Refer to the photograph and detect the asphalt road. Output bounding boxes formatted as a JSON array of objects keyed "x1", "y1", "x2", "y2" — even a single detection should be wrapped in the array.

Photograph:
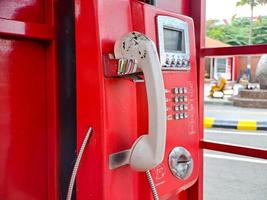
[
  {"x1": 204, "y1": 129, "x2": 267, "y2": 200},
  {"x1": 204, "y1": 104, "x2": 267, "y2": 121}
]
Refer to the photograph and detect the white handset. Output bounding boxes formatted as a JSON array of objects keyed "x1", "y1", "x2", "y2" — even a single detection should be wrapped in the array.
[{"x1": 110, "y1": 32, "x2": 166, "y2": 171}]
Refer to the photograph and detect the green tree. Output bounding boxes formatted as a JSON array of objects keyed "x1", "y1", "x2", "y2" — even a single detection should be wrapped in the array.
[
  {"x1": 236, "y1": 0, "x2": 267, "y2": 80},
  {"x1": 236, "y1": 0, "x2": 267, "y2": 45},
  {"x1": 207, "y1": 17, "x2": 267, "y2": 45}
]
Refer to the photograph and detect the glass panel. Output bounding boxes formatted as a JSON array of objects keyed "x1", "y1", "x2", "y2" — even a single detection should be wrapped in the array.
[
  {"x1": 206, "y1": 0, "x2": 267, "y2": 47},
  {"x1": 204, "y1": 53, "x2": 267, "y2": 148},
  {"x1": 204, "y1": 151, "x2": 267, "y2": 200}
]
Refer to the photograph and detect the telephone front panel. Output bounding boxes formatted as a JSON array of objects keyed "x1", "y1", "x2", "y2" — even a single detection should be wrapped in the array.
[{"x1": 131, "y1": 1, "x2": 199, "y2": 198}]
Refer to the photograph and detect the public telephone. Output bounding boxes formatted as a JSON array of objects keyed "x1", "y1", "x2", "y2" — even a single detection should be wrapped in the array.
[
  {"x1": 75, "y1": 1, "x2": 199, "y2": 199},
  {"x1": 106, "y1": 2, "x2": 199, "y2": 199}
]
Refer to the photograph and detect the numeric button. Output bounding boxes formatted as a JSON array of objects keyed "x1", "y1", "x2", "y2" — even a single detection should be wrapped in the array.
[
  {"x1": 165, "y1": 58, "x2": 170, "y2": 66},
  {"x1": 176, "y1": 59, "x2": 182, "y2": 67}
]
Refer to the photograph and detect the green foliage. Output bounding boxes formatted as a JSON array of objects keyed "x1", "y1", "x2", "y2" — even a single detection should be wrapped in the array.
[
  {"x1": 206, "y1": 16, "x2": 267, "y2": 45},
  {"x1": 236, "y1": 0, "x2": 267, "y2": 7}
]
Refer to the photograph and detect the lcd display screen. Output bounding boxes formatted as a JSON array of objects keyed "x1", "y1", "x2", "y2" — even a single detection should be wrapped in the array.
[{"x1": 163, "y1": 28, "x2": 184, "y2": 52}]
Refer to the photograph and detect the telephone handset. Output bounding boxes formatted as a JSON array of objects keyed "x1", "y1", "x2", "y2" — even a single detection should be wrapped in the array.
[{"x1": 109, "y1": 32, "x2": 167, "y2": 171}]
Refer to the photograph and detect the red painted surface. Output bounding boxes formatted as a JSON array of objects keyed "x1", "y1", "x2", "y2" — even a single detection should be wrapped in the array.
[
  {"x1": 75, "y1": 0, "x2": 199, "y2": 199},
  {"x1": 201, "y1": 140, "x2": 267, "y2": 160},
  {"x1": 188, "y1": 1, "x2": 205, "y2": 199},
  {"x1": 156, "y1": 0, "x2": 189, "y2": 15},
  {"x1": 0, "y1": 38, "x2": 48, "y2": 200},
  {"x1": 201, "y1": 44, "x2": 267, "y2": 57},
  {"x1": 0, "y1": 0, "x2": 45, "y2": 23},
  {"x1": 0, "y1": 0, "x2": 58, "y2": 200},
  {"x1": 1, "y1": 0, "x2": 267, "y2": 199},
  {"x1": 234, "y1": 56, "x2": 239, "y2": 80}
]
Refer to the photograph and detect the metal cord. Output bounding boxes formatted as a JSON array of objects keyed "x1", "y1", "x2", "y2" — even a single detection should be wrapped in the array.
[
  {"x1": 146, "y1": 170, "x2": 159, "y2": 200},
  {"x1": 66, "y1": 127, "x2": 93, "y2": 200}
]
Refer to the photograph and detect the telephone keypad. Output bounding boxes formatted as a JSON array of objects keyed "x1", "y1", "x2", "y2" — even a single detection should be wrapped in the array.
[{"x1": 167, "y1": 86, "x2": 190, "y2": 121}]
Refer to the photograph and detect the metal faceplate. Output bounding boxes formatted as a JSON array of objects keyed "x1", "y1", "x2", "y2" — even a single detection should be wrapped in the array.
[
  {"x1": 168, "y1": 147, "x2": 193, "y2": 180},
  {"x1": 157, "y1": 15, "x2": 190, "y2": 71}
]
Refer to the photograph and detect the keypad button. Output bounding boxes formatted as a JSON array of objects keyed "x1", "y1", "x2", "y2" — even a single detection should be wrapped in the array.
[
  {"x1": 184, "y1": 112, "x2": 188, "y2": 118},
  {"x1": 165, "y1": 89, "x2": 170, "y2": 93},
  {"x1": 173, "y1": 88, "x2": 179, "y2": 94},
  {"x1": 176, "y1": 59, "x2": 182, "y2": 67},
  {"x1": 182, "y1": 60, "x2": 187, "y2": 67},
  {"x1": 173, "y1": 96, "x2": 180, "y2": 102},
  {"x1": 165, "y1": 58, "x2": 170, "y2": 65},
  {"x1": 174, "y1": 114, "x2": 180, "y2": 120}
]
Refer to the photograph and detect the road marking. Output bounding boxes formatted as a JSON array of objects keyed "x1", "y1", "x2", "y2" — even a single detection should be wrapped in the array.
[
  {"x1": 205, "y1": 129, "x2": 267, "y2": 136},
  {"x1": 205, "y1": 109, "x2": 267, "y2": 116},
  {"x1": 237, "y1": 120, "x2": 257, "y2": 131},
  {"x1": 204, "y1": 153, "x2": 267, "y2": 164},
  {"x1": 204, "y1": 117, "x2": 214, "y2": 128}
]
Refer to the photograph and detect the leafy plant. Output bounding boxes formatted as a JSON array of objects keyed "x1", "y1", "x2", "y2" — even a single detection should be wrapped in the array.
[{"x1": 206, "y1": 16, "x2": 267, "y2": 46}]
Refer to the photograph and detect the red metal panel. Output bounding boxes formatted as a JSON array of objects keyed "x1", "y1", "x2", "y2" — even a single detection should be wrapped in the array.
[
  {"x1": 201, "y1": 140, "x2": 267, "y2": 160},
  {"x1": 0, "y1": 38, "x2": 48, "y2": 200},
  {"x1": 188, "y1": 0, "x2": 206, "y2": 199},
  {"x1": 0, "y1": 18, "x2": 54, "y2": 40},
  {"x1": 201, "y1": 45, "x2": 267, "y2": 57},
  {"x1": 75, "y1": 0, "x2": 105, "y2": 199},
  {"x1": 0, "y1": 0, "x2": 45, "y2": 23},
  {"x1": 47, "y1": 40, "x2": 59, "y2": 200},
  {"x1": 0, "y1": 0, "x2": 59, "y2": 200},
  {"x1": 156, "y1": 0, "x2": 189, "y2": 15}
]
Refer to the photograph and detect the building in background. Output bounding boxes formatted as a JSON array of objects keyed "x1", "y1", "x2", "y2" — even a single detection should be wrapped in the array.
[
  {"x1": 205, "y1": 37, "x2": 261, "y2": 82},
  {"x1": 205, "y1": 37, "x2": 236, "y2": 81}
]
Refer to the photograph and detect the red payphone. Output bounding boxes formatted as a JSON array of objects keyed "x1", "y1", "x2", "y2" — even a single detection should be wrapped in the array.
[{"x1": 75, "y1": 1, "x2": 199, "y2": 199}]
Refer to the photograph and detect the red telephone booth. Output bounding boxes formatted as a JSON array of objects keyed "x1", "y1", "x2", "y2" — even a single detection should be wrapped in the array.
[{"x1": 1, "y1": 0, "x2": 267, "y2": 200}]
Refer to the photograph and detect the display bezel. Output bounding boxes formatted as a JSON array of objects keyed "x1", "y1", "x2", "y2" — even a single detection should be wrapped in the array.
[{"x1": 157, "y1": 16, "x2": 190, "y2": 71}]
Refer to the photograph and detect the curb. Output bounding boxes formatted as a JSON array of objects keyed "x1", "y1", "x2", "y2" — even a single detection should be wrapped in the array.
[
  {"x1": 204, "y1": 117, "x2": 267, "y2": 131},
  {"x1": 204, "y1": 100, "x2": 233, "y2": 106}
]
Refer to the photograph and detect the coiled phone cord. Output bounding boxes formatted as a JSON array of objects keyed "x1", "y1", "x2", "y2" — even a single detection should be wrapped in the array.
[
  {"x1": 146, "y1": 170, "x2": 159, "y2": 200},
  {"x1": 66, "y1": 127, "x2": 93, "y2": 200}
]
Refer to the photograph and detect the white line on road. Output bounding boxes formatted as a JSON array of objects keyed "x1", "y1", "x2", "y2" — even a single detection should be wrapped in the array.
[
  {"x1": 204, "y1": 153, "x2": 267, "y2": 164},
  {"x1": 205, "y1": 109, "x2": 267, "y2": 116},
  {"x1": 205, "y1": 129, "x2": 267, "y2": 136}
]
